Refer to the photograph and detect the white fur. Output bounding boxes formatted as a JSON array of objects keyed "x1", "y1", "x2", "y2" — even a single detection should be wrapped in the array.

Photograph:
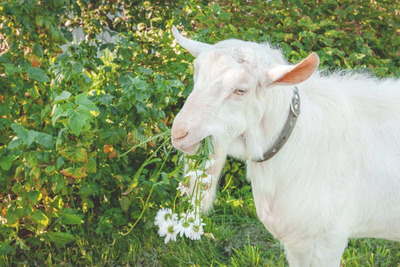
[{"x1": 171, "y1": 29, "x2": 400, "y2": 266}]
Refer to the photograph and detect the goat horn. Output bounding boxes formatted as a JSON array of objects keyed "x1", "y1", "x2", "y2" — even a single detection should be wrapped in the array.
[{"x1": 172, "y1": 26, "x2": 212, "y2": 57}]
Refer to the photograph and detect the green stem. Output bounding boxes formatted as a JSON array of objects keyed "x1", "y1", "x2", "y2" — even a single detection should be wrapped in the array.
[
  {"x1": 118, "y1": 129, "x2": 171, "y2": 158},
  {"x1": 172, "y1": 190, "x2": 180, "y2": 214},
  {"x1": 121, "y1": 139, "x2": 174, "y2": 236},
  {"x1": 121, "y1": 137, "x2": 170, "y2": 195}
]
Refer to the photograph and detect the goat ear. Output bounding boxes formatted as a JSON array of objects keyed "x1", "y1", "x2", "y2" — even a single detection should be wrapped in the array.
[
  {"x1": 172, "y1": 26, "x2": 212, "y2": 57},
  {"x1": 267, "y1": 53, "x2": 319, "y2": 86}
]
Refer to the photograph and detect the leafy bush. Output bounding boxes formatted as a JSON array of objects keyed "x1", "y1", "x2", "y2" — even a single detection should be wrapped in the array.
[{"x1": 0, "y1": 0, "x2": 398, "y2": 262}]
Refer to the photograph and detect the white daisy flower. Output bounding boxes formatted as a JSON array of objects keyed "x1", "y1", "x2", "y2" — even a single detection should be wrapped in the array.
[
  {"x1": 191, "y1": 221, "x2": 205, "y2": 240},
  {"x1": 156, "y1": 149, "x2": 216, "y2": 243},
  {"x1": 154, "y1": 208, "x2": 177, "y2": 227},
  {"x1": 175, "y1": 212, "x2": 198, "y2": 238},
  {"x1": 186, "y1": 211, "x2": 198, "y2": 224},
  {"x1": 177, "y1": 181, "x2": 190, "y2": 196},
  {"x1": 164, "y1": 220, "x2": 178, "y2": 244},
  {"x1": 200, "y1": 174, "x2": 213, "y2": 185},
  {"x1": 155, "y1": 208, "x2": 178, "y2": 238},
  {"x1": 175, "y1": 219, "x2": 193, "y2": 238},
  {"x1": 204, "y1": 159, "x2": 216, "y2": 169},
  {"x1": 158, "y1": 223, "x2": 168, "y2": 237},
  {"x1": 186, "y1": 170, "x2": 203, "y2": 179}
]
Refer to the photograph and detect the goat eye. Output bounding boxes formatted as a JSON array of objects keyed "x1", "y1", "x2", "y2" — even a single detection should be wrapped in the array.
[{"x1": 234, "y1": 89, "x2": 246, "y2": 95}]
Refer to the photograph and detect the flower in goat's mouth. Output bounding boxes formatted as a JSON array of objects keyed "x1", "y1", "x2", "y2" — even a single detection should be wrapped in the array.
[{"x1": 154, "y1": 137, "x2": 216, "y2": 243}]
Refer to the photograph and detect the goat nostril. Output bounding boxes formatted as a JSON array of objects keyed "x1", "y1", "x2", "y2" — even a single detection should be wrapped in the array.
[{"x1": 173, "y1": 130, "x2": 189, "y2": 141}]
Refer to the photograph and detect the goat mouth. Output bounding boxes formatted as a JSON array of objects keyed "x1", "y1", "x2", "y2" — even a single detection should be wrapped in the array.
[
  {"x1": 172, "y1": 138, "x2": 202, "y2": 154},
  {"x1": 177, "y1": 142, "x2": 202, "y2": 155}
]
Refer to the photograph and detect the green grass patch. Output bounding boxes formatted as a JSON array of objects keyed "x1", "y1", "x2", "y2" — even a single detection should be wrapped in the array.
[{"x1": 4, "y1": 187, "x2": 400, "y2": 266}]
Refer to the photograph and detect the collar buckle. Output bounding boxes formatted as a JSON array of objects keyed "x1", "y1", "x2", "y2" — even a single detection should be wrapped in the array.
[{"x1": 291, "y1": 86, "x2": 301, "y2": 117}]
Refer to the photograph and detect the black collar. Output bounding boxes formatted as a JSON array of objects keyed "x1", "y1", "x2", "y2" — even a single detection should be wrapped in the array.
[{"x1": 253, "y1": 86, "x2": 300, "y2": 162}]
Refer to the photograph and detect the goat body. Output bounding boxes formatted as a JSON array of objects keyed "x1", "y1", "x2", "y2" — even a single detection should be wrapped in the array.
[{"x1": 171, "y1": 27, "x2": 400, "y2": 266}]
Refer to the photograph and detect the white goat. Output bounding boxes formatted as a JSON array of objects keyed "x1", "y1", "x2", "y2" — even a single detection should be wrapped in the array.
[{"x1": 170, "y1": 26, "x2": 400, "y2": 266}]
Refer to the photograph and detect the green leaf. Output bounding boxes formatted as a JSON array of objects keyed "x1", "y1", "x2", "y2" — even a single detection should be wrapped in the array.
[
  {"x1": 0, "y1": 155, "x2": 15, "y2": 171},
  {"x1": 52, "y1": 105, "x2": 66, "y2": 126},
  {"x1": 56, "y1": 157, "x2": 66, "y2": 170},
  {"x1": 169, "y1": 79, "x2": 184, "y2": 88},
  {"x1": 5, "y1": 210, "x2": 18, "y2": 226},
  {"x1": 82, "y1": 73, "x2": 92, "y2": 84},
  {"x1": 219, "y1": 12, "x2": 232, "y2": 21},
  {"x1": 8, "y1": 139, "x2": 23, "y2": 149},
  {"x1": 11, "y1": 123, "x2": 28, "y2": 141},
  {"x1": 51, "y1": 173, "x2": 66, "y2": 193},
  {"x1": 56, "y1": 128, "x2": 68, "y2": 147},
  {"x1": 119, "y1": 196, "x2": 131, "y2": 213},
  {"x1": 73, "y1": 62, "x2": 83, "y2": 73},
  {"x1": 85, "y1": 158, "x2": 97, "y2": 173},
  {"x1": 31, "y1": 210, "x2": 49, "y2": 228},
  {"x1": 78, "y1": 183, "x2": 99, "y2": 198},
  {"x1": 43, "y1": 232, "x2": 75, "y2": 246},
  {"x1": 26, "y1": 130, "x2": 39, "y2": 146},
  {"x1": 60, "y1": 167, "x2": 87, "y2": 179},
  {"x1": 28, "y1": 191, "x2": 41, "y2": 205},
  {"x1": 100, "y1": 128, "x2": 126, "y2": 145},
  {"x1": 15, "y1": 238, "x2": 29, "y2": 251},
  {"x1": 75, "y1": 93, "x2": 100, "y2": 112},
  {"x1": 45, "y1": 165, "x2": 56, "y2": 175},
  {"x1": 11, "y1": 124, "x2": 36, "y2": 146},
  {"x1": 11, "y1": 123, "x2": 53, "y2": 148},
  {"x1": 54, "y1": 91, "x2": 71, "y2": 103},
  {"x1": 28, "y1": 67, "x2": 50, "y2": 82},
  {"x1": 138, "y1": 67, "x2": 153, "y2": 75},
  {"x1": 35, "y1": 132, "x2": 54, "y2": 149},
  {"x1": 30, "y1": 167, "x2": 41, "y2": 180},
  {"x1": 128, "y1": 76, "x2": 148, "y2": 91},
  {"x1": 59, "y1": 147, "x2": 87, "y2": 162},
  {"x1": 60, "y1": 214, "x2": 83, "y2": 225},
  {"x1": 12, "y1": 183, "x2": 23, "y2": 194},
  {"x1": 0, "y1": 241, "x2": 15, "y2": 256},
  {"x1": 67, "y1": 107, "x2": 92, "y2": 136},
  {"x1": 33, "y1": 44, "x2": 44, "y2": 57},
  {"x1": 55, "y1": 53, "x2": 69, "y2": 62}
]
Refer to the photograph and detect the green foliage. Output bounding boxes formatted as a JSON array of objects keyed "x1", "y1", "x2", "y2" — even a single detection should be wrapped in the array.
[
  {"x1": 0, "y1": 0, "x2": 185, "y2": 256},
  {"x1": 0, "y1": 0, "x2": 399, "y2": 265}
]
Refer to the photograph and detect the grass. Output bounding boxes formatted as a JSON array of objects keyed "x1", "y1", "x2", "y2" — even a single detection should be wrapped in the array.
[{"x1": 3, "y1": 186, "x2": 400, "y2": 267}]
